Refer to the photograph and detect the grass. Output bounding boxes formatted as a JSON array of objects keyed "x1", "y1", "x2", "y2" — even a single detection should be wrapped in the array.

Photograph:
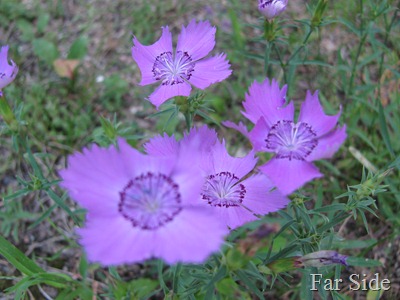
[{"x1": 0, "y1": 0, "x2": 399, "y2": 299}]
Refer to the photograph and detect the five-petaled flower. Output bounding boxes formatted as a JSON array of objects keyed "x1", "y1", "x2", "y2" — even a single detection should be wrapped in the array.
[
  {"x1": 60, "y1": 139, "x2": 227, "y2": 265},
  {"x1": 132, "y1": 19, "x2": 232, "y2": 109},
  {"x1": 0, "y1": 45, "x2": 19, "y2": 97},
  {"x1": 227, "y1": 78, "x2": 346, "y2": 195},
  {"x1": 145, "y1": 125, "x2": 289, "y2": 229},
  {"x1": 258, "y1": 0, "x2": 288, "y2": 20}
]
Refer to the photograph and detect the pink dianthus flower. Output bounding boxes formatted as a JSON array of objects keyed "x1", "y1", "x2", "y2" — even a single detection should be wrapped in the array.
[
  {"x1": 226, "y1": 78, "x2": 347, "y2": 195},
  {"x1": 60, "y1": 139, "x2": 227, "y2": 265},
  {"x1": 132, "y1": 19, "x2": 232, "y2": 109}
]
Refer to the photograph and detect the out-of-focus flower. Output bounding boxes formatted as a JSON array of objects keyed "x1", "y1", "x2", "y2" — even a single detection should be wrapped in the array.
[
  {"x1": 59, "y1": 139, "x2": 227, "y2": 265},
  {"x1": 229, "y1": 78, "x2": 346, "y2": 195},
  {"x1": 132, "y1": 20, "x2": 232, "y2": 109},
  {"x1": 258, "y1": 0, "x2": 288, "y2": 20},
  {"x1": 0, "y1": 45, "x2": 19, "y2": 96},
  {"x1": 146, "y1": 125, "x2": 289, "y2": 229},
  {"x1": 297, "y1": 250, "x2": 349, "y2": 267}
]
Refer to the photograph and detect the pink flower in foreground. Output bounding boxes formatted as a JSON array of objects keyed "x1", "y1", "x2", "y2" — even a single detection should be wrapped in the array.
[
  {"x1": 230, "y1": 78, "x2": 346, "y2": 195},
  {"x1": 145, "y1": 126, "x2": 289, "y2": 229},
  {"x1": 132, "y1": 19, "x2": 232, "y2": 109},
  {"x1": 60, "y1": 139, "x2": 227, "y2": 265},
  {"x1": 258, "y1": 0, "x2": 288, "y2": 20},
  {"x1": 0, "y1": 45, "x2": 18, "y2": 96}
]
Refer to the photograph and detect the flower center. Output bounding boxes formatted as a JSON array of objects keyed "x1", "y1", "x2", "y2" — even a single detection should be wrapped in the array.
[
  {"x1": 265, "y1": 120, "x2": 318, "y2": 160},
  {"x1": 119, "y1": 172, "x2": 182, "y2": 230},
  {"x1": 202, "y1": 172, "x2": 246, "y2": 207},
  {"x1": 259, "y1": 0, "x2": 274, "y2": 8},
  {"x1": 152, "y1": 51, "x2": 195, "y2": 86}
]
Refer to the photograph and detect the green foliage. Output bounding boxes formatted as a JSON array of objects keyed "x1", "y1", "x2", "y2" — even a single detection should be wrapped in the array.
[
  {"x1": 0, "y1": 0, "x2": 399, "y2": 299},
  {"x1": 32, "y1": 39, "x2": 59, "y2": 65},
  {"x1": 67, "y1": 37, "x2": 89, "y2": 60}
]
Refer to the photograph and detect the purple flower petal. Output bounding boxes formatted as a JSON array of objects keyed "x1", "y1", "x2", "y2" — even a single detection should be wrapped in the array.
[
  {"x1": 148, "y1": 81, "x2": 192, "y2": 109},
  {"x1": 145, "y1": 126, "x2": 218, "y2": 181},
  {"x1": 154, "y1": 207, "x2": 227, "y2": 264},
  {"x1": 203, "y1": 140, "x2": 258, "y2": 179},
  {"x1": 0, "y1": 45, "x2": 19, "y2": 93},
  {"x1": 177, "y1": 19, "x2": 216, "y2": 61},
  {"x1": 259, "y1": 158, "x2": 323, "y2": 195},
  {"x1": 242, "y1": 173, "x2": 289, "y2": 214},
  {"x1": 181, "y1": 125, "x2": 218, "y2": 152},
  {"x1": 298, "y1": 91, "x2": 341, "y2": 137},
  {"x1": 307, "y1": 125, "x2": 347, "y2": 162},
  {"x1": 212, "y1": 205, "x2": 255, "y2": 229},
  {"x1": 248, "y1": 117, "x2": 270, "y2": 152},
  {"x1": 177, "y1": 125, "x2": 218, "y2": 172},
  {"x1": 132, "y1": 27, "x2": 173, "y2": 86},
  {"x1": 242, "y1": 78, "x2": 293, "y2": 125},
  {"x1": 222, "y1": 120, "x2": 249, "y2": 138},
  {"x1": 189, "y1": 54, "x2": 232, "y2": 89},
  {"x1": 144, "y1": 133, "x2": 179, "y2": 157},
  {"x1": 258, "y1": 0, "x2": 288, "y2": 20},
  {"x1": 78, "y1": 216, "x2": 154, "y2": 265},
  {"x1": 81, "y1": 208, "x2": 226, "y2": 265}
]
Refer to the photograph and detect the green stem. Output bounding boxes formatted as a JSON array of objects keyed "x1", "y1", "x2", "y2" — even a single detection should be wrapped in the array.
[
  {"x1": 184, "y1": 112, "x2": 193, "y2": 132},
  {"x1": 377, "y1": 9, "x2": 398, "y2": 97},
  {"x1": 287, "y1": 27, "x2": 314, "y2": 65},
  {"x1": 264, "y1": 42, "x2": 272, "y2": 76},
  {"x1": 347, "y1": 0, "x2": 366, "y2": 95},
  {"x1": 272, "y1": 43, "x2": 287, "y2": 83},
  {"x1": 347, "y1": 34, "x2": 367, "y2": 96}
]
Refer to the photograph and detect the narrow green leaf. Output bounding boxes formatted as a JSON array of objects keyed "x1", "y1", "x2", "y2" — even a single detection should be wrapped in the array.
[
  {"x1": 346, "y1": 257, "x2": 382, "y2": 267},
  {"x1": 46, "y1": 189, "x2": 80, "y2": 224},
  {"x1": 236, "y1": 270, "x2": 265, "y2": 300},
  {"x1": 313, "y1": 204, "x2": 346, "y2": 213},
  {"x1": 378, "y1": 102, "x2": 395, "y2": 157},
  {"x1": 4, "y1": 188, "x2": 30, "y2": 201},
  {"x1": 205, "y1": 266, "x2": 227, "y2": 299},
  {"x1": 0, "y1": 235, "x2": 44, "y2": 276},
  {"x1": 28, "y1": 204, "x2": 57, "y2": 230}
]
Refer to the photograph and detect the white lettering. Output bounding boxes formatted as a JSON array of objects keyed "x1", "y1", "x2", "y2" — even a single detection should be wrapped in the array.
[
  {"x1": 333, "y1": 278, "x2": 343, "y2": 291},
  {"x1": 310, "y1": 274, "x2": 322, "y2": 291},
  {"x1": 369, "y1": 273, "x2": 380, "y2": 291},
  {"x1": 349, "y1": 274, "x2": 360, "y2": 290},
  {"x1": 381, "y1": 278, "x2": 391, "y2": 291}
]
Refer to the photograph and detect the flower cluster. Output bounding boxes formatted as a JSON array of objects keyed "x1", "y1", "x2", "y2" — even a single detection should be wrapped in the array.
[
  {"x1": 60, "y1": 126, "x2": 289, "y2": 265},
  {"x1": 59, "y1": 18, "x2": 346, "y2": 266}
]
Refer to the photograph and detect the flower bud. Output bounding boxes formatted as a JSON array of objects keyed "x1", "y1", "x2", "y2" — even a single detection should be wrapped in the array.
[
  {"x1": 258, "y1": 0, "x2": 288, "y2": 21},
  {"x1": 297, "y1": 250, "x2": 348, "y2": 268},
  {"x1": 311, "y1": 0, "x2": 328, "y2": 28},
  {"x1": 0, "y1": 45, "x2": 19, "y2": 97}
]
